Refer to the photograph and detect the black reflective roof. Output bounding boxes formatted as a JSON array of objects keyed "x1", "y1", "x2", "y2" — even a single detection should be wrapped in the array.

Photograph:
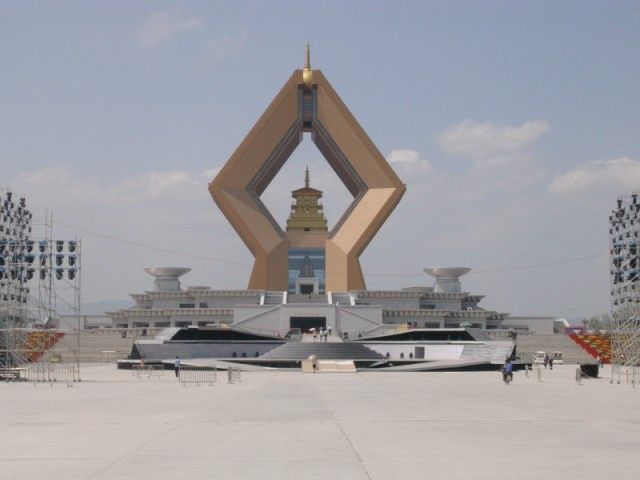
[
  {"x1": 357, "y1": 329, "x2": 477, "y2": 342},
  {"x1": 170, "y1": 328, "x2": 284, "y2": 342}
]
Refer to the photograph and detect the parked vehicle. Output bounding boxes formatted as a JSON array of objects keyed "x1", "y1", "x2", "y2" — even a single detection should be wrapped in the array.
[
  {"x1": 533, "y1": 351, "x2": 546, "y2": 364},
  {"x1": 551, "y1": 351, "x2": 563, "y2": 364}
]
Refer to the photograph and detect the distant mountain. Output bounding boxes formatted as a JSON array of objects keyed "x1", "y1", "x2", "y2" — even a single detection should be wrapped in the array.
[
  {"x1": 83, "y1": 299, "x2": 133, "y2": 315},
  {"x1": 56, "y1": 299, "x2": 133, "y2": 315}
]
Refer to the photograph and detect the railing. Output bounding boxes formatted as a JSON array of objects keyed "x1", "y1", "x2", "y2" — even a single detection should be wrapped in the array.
[
  {"x1": 227, "y1": 366, "x2": 241, "y2": 384},
  {"x1": 25, "y1": 363, "x2": 80, "y2": 385},
  {"x1": 178, "y1": 366, "x2": 217, "y2": 386},
  {"x1": 610, "y1": 364, "x2": 640, "y2": 386},
  {"x1": 132, "y1": 364, "x2": 165, "y2": 379},
  {"x1": 285, "y1": 328, "x2": 302, "y2": 341}
]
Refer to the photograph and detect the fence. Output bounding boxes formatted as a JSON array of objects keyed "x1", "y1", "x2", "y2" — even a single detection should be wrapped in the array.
[
  {"x1": 227, "y1": 366, "x2": 241, "y2": 384},
  {"x1": 132, "y1": 364, "x2": 165, "y2": 380},
  {"x1": 610, "y1": 364, "x2": 640, "y2": 387},
  {"x1": 25, "y1": 363, "x2": 81, "y2": 385},
  {"x1": 178, "y1": 366, "x2": 217, "y2": 386}
]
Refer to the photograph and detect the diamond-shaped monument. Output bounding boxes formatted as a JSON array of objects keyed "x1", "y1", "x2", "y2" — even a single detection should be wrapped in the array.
[{"x1": 209, "y1": 46, "x2": 405, "y2": 292}]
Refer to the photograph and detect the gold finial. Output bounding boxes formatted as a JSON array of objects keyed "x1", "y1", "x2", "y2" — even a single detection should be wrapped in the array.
[
  {"x1": 303, "y1": 42, "x2": 313, "y2": 91},
  {"x1": 305, "y1": 165, "x2": 310, "y2": 188},
  {"x1": 304, "y1": 42, "x2": 311, "y2": 70}
]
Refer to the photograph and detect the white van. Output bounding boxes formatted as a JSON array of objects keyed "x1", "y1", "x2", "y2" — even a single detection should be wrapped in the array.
[
  {"x1": 551, "y1": 351, "x2": 563, "y2": 364},
  {"x1": 533, "y1": 351, "x2": 546, "y2": 364}
]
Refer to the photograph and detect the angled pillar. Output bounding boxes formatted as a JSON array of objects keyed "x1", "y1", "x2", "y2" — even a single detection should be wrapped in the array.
[{"x1": 209, "y1": 48, "x2": 405, "y2": 292}]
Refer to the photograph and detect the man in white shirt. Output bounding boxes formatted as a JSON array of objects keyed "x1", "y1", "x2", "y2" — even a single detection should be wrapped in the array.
[{"x1": 174, "y1": 356, "x2": 181, "y2": 378}]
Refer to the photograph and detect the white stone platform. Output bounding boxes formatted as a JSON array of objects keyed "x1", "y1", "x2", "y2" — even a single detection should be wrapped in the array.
[{"x1": 0, "y1": 364, "x2": 638, "y2": 479}]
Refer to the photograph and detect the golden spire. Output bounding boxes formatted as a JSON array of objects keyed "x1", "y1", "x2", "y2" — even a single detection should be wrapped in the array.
[
  {"x1": 303, "y1": 42, "x2": 313, "y2": 91},
  {"x1": 305, "y1": 165, "x2": 310, "y2": 188},
  {"x1": 304, "y1": 42, "x2": 311, "y2": 70}
]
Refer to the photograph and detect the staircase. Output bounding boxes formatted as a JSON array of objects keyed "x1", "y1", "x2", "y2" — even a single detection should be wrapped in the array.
[
  {"x1": 461, "y1": 341, "x2": 515, "y2": 364},
  {"x1": 264, "y1": 292, "x2": 284, "y2": 305},
  {"x1": 260, "y1": 341, "x2": 384, "y2": 360},
  {"x1": 330, "y1": 292, "x2": 353, "y2": 305},
  {"x1": 570, "y1": 333, "x2": 611, "y2": 363},
  {"x1": 515, "y1": 333, "x2": 593, "y2": 364},
  {"x1": 52, "y1": 329, "x2": 157, "y2": 362},
  {"x1": 287, "y1": 293, "x2": 328, "y2": 304}
]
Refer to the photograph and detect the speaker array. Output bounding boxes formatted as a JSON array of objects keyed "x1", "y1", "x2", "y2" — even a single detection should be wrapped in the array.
[{"x1": 0, "y1": 190, "x2": 80, "y2": 308}]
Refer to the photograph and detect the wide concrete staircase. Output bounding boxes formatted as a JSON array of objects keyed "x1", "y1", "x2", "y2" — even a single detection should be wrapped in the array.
[
  {"x1": 287, "y1": 294, "x2": 328, "y2": 304},
  {"x1": 260, "y1": 341, "x2": 385, "y2": 361},
  {"x1": 461, "y1": 341, "x2": 515, "y2": 365},
  {"x1": 515, "y1": 333, "x2": 593, "y2": 364},
  {"x1": 330, "y1": 292, "x2": 353, "y2": 305},
  {"x1": 264, "y1": 292, "x2": 285, "y2": 305},
  {"x1": 52, "y1": 329, "x2": 160, "y2": 363}
]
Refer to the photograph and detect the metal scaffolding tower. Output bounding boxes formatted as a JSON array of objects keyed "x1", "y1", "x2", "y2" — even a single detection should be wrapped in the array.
[
  {"x1": 609, "y1": 192, "x2": 640, "y2": 385},
  {"x1": 0, "y1": 188, "x2": 81, "y2": 382}
]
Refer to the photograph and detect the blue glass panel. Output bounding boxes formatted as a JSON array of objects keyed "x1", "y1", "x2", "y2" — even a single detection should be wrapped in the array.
[{"x1": 287, "y1": 248, "x2": 325, "y2": 292}]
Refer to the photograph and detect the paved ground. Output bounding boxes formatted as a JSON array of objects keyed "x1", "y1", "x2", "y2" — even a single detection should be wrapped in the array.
[{"x1": 1, "y1": 364, "x2": 638, "y2": 480}]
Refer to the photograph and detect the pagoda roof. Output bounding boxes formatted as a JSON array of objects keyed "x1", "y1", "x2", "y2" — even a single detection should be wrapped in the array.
[{"x1": 291, "y1": 186, "x2": 323, "y2": 196}]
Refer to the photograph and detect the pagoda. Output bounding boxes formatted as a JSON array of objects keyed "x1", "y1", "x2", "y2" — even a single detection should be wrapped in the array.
[{"x1": 286, "y1": 167, "x2": 328, "y2": 232}]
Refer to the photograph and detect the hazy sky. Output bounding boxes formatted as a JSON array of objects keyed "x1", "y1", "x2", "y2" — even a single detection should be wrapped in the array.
[{"x1": 3, "y1": 1, "x2": 639, "y2": 318}]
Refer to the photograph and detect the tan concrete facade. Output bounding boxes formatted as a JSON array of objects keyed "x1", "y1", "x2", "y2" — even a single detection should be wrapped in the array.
[{"x1": 209, "y1": 65, "x2": 405, "y2": 292}]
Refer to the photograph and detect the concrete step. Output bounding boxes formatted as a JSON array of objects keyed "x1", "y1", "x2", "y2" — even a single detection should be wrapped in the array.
[
  {"x1": 515, "y1": 334, "x2": 594, "y2": 363},
  {"x1": 287, "y1": 294, "x2": 328, "y2": 304},
  {"x1": 52, "y1": 330, "x2": 158, "y2": 363},
  {"x1": 260, "y1": 342, "x2": 384, "y2": 360}
]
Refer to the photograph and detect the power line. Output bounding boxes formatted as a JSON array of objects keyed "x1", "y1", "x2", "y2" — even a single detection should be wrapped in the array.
[
  {"x1": 469, "y1": 252, "x2": 608, "y2": 274},
  {"x1": 52, "y1": 220, "x2": 250, "y2": 267},
  {"x1": 51, "y1": 220, "x2": 608, "y2": 277},
  {"x1": 366, "y1": 252, "x2": 607, "y2": 277}
]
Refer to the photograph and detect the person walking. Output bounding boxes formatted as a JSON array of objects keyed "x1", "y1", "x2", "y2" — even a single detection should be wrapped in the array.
[
  {"x1": 502, "y1": 359, "x2": 513, "y2": 385},
  {"x1": 575, "y1": 364, "x2": 582, "y2": 385},
  {"x1": 174, "y1": 356, "x2": 181, "y2": 378},
  {"x1": 549, "y1": 357, "x2": 554, "y2": 370},
  {"x1": 543, "y1": 354, "x2": 549, "y2": 369}
]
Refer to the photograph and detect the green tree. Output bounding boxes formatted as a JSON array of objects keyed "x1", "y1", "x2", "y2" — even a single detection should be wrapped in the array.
[{"x1": 585, "y1": 313, "x2": 610, "y2": 330}]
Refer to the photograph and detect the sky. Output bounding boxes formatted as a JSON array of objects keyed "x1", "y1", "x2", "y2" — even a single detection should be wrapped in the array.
[{"x1": 2, "y1": 1, "x2": 639, "y2": 318}]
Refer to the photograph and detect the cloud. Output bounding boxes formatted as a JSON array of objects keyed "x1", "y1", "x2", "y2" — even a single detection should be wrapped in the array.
[
  {"x1": 137, "y1": 11, "x2": 203, "y2": 47},
  {"x1": 387, "y1": 150, "x2": 432, "y2": 181},
  {"x1": 203, "y1": 28, "x2": 248, "y2": 63},
  {"x1": 548, "y1": 157, "x2": 640, "y2": 198},
  {"x1": 12, "y1": 166, "x2": 217, "y2": 208},
  {"x1": 9, "y1": 166, "x2": 243, "y2": 303},
  {"x1": 436, "y1": 119, "x2": 549, "y2": 166}
]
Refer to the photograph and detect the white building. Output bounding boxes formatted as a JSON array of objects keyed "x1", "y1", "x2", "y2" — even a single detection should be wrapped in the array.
[{"x1": 108, "y1": 266, "x2": 556, "y2": 337}]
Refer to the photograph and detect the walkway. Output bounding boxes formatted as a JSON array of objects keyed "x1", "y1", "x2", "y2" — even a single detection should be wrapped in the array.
[
  {"x1": 0, "y1": 364, "x2": 638, "y2": 479},
  {"x1": 301, "y1": 331, "x2": 342, "y2": 343}
]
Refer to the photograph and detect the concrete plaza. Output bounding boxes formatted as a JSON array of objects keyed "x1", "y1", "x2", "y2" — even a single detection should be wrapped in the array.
[{"x1": 0, "y1": 364, "x2": 638, "y2": 480}]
